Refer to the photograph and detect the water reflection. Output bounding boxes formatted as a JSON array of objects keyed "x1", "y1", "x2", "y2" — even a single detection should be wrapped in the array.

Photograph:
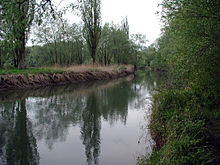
[
  {"x1": 0, "y1": 72, "x2": 166, "y2": 165},
  {"x1": 0, "y1": 100, "x2": 39, "y2": 165},
  {"x1": 81, "y1": 93, "x2": 101, "y2": 165}
]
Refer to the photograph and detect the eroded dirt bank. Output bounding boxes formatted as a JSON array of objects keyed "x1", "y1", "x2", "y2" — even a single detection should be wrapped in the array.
[{"x1": 0, "y1": 68, "x2": 134, "y2": 91}]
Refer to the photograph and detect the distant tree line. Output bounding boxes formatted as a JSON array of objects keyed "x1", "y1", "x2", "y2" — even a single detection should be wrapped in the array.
[{"x1": 0, "y1": 0, "x2": 147, "y2": 68}]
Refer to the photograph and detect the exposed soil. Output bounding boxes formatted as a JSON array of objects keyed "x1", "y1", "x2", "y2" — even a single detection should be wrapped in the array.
[{"x1": 0, "y1": 68, "x2": 134, "y2": 91}]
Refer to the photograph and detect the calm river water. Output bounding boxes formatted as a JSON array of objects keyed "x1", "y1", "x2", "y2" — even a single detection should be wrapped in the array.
[{"x1": 0, "y1": 71, "x2": 166, "y2": 165}]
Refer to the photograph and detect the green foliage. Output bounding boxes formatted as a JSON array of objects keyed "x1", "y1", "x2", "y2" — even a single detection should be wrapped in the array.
[
  {"x1": 118, "y1": 66, "x2": 127, "y2": 70},
  {"x1": 0, "y1": 0, "x2": 54, "y2": 68},
  {"x1": 144, "y1": 44, "x2": 157, "y2": 67},
  {"x1": 98, "y1": 22, "x2": 134, "y2": 65},
  {"x1": 145, "y1": 27, "x2": 177, "y2": 71},
  {"x1": 78, "y1": 0, "x2": 102, "y2": 64},
  {"x1": 28, "y1": 16, "x2": 147, "y2": 67},
  {"x1": 121, "y1": 17, "x2": 129, "y2": 37},
  {"x1": 139, "y1": 0, "x2": 220, "y2": 164},
  {"x1": 30, "y1": 9, "x2": 87, "y2": 66},
  {"x1": 1, "y1": 1, "x2": 148, "y2": 69},
  {"x1": 138, "y1": 88, "x2": 218, "y2": 165}
]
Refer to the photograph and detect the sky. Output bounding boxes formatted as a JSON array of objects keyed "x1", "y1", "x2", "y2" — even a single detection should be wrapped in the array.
[{"x1": 54, "y1": 0, "x2": 163, "y2": 46}]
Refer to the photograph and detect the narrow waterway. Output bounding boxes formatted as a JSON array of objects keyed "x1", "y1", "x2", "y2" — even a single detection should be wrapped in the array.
[{"x1": 0, "y1": 71, "x2": 166, "y2": 165}]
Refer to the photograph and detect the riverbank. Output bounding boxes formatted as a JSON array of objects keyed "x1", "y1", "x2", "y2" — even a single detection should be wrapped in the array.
[
  {"x1": 138, "y1": 85, "x2": 220, "y2": 165},
  {"x1": 0, "y1": 65, "x2": 134, "y2": 91},
  {"x1": 0, "y1": 69, "x2": 155, "y2": 165}
]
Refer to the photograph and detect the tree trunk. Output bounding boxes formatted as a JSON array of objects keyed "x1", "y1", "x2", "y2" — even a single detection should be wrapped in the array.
[
  {"x1": 17, "y1": 1, "x2": 28, "y2": 69},
  {"x1": 79, "y1": 45, "x2": 83, "y2": 64},
  {"x1": 18, "y1": 33, "x2": 26, "y2": 69},
  {"x1": 54, "y1": 41, "x2": 58, "y2": 64},
  {"x1": 13, "y1": 56, "x2": 18, "y2": 68},
  {"x1": 0, "y1": 48, "x2": 2, "y2": 67},
  {"x1": 92, "y1": 48, "x2": 96, "y2": 65},
  {"x1": 92, "y1": 55, "x2": 96, "y2": 65},
  {"x1": 60, "y1": 52, "x2": 62, "y2": 65},
  {"x1": 104, "y1": 48, "x2": 107, "y2": 66}
]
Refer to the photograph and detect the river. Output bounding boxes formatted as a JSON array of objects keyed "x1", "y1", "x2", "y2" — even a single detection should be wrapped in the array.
[{"x1": 0, "y1": 71, "x2": 166, "y2": 165}]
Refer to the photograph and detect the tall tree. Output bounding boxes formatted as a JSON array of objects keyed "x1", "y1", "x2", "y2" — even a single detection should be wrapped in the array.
[
  {"x1": 121, "y1": 16, "x2": 129, "y2": 37},
  {"x1": 78, "y1": 0, "x2": 102, "y2": 64},
  {"x1": 98, "y1": 23, "x2": 112, "y2": 65}
]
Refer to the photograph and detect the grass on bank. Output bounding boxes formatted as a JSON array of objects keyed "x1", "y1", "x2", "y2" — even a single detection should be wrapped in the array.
[
  {"x1": 0, "y1": 67, "x2": 64, "y2": 75},
  {"x1": 49, "y1": 64, "x2": 131, "y2": 73},
  {"x1": 137, "y1": 87, "x2": 220, "y2": 165},
  {"x1": 0, "y1": 64, "x2": 133, "y2": 75}
]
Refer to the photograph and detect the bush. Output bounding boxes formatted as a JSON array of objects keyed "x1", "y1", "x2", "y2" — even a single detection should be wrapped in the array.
[{"x1": 138, "y1": 88, "x2": 218, "y2": 165}]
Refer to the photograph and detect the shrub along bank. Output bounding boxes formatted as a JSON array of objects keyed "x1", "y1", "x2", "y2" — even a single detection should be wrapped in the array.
[
  {"x1": 138, "y1": 0, "x2": 220, "y2": 164},
  {"x1": 138, "y1": 87, "x2": 220, "y2": 165}
]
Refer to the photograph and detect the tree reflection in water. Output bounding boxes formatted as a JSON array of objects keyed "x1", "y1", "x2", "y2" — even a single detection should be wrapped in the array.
[
  {"x1": 0, "y1": 72, "x2": 167, "y2": 165},
  {"x1": 81, "y1": 93, "x2": 101, "y2": 165},
  {"x1": 0, "y1": 99, "x2": 39, "y2": 165}
]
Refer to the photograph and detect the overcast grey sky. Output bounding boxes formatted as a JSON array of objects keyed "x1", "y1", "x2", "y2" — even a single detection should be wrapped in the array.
[{"x1": 53, "y1": 0, "x2": 163, "y2": 45}]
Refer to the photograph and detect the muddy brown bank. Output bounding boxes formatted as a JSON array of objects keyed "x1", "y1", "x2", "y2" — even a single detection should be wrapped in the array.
[{"x1": 0, "y1": 67, "x2": 134, "y2": 91}]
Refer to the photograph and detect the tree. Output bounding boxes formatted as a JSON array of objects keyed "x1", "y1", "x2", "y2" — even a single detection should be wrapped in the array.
[
  {"x1": 98, "y1": 21, "x2": 146, "y2": 66},
  {"x1": 78, "y1": 0, "x2": 102, "y2": 64},
  {"x1": 31, "y1": 13, "x2": 86, "y2": 66},
  {"x1": 98, "y1": 23, "x2": 111, "y2": 65},
  {"x1": 142, "y1": 1, "x2": 220, "y2": 164},
  {"x1": 121, "y1": 16, "x2": 129, "y2": 37},
  {"x1": 144, "y1": 43, "x2": 157, "y2": 67},
  {"x1": 0, "y1": 0, "x2": 54, "y2": 68},
  {"x1": 129, "y1": 33, "x2": 147, "y2": 67},
  {"x1": 32, "y1": 10, "x2": 68, "y2": 65}
]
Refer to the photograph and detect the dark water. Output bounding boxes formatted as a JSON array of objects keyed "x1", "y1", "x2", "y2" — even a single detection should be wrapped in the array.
[{"x1": 0, "y1": 71, "x2": 166, "y2": 165}]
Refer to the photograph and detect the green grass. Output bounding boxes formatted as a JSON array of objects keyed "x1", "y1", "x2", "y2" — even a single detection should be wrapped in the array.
[
  {"x1": 138, "y1": 87, "x2": 220, "y2": 165},
  {"x1": 0, "y1": 68, "x2": 64, "y2": 75},
  {"x1": 118, "y1": 66, "x2": 127, "y2": 70}
]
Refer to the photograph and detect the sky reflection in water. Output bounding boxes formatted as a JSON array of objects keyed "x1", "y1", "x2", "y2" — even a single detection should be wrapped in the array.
[{"x1": 0, "y1": 71, "x2": 166, "y2": 165}]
